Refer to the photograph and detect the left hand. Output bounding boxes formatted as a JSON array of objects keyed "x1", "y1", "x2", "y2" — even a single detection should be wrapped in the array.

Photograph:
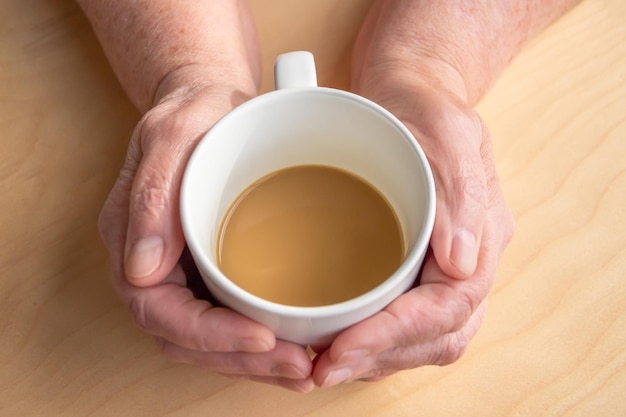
[{"x1": 312, "y1": 63, "x2": 515, "y2": 387}]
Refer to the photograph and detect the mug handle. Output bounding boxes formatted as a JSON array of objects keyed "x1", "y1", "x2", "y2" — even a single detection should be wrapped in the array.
[{"x1": 274, "y1": 51, "x2": 318, "y2": 90}]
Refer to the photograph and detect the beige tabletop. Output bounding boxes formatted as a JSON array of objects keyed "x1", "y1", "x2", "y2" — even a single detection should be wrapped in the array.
[{"x1": 1, "y1": 0, "x2": 625, "y2": 416}]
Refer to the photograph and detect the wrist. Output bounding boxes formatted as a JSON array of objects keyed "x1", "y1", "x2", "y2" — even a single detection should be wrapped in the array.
[
  {"x1": 351, "y1": 0, "x2": 496, "y2": 106},
  {"x1": 78, "y1": 0, "x2": 261, "y2": 114},
  {"x1": 351, "y1": 7, "x2": 469, "y2": 106},
  {"x1": 352, "y1": 52, "x2": 469, "y2": 108},
  {"x1": 152, "y1": 62, "x2": 258, "y2": 110}
]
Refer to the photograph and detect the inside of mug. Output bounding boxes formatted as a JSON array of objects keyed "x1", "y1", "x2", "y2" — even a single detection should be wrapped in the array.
[{"x1": 182, "y1": 88, "x2": 432, "y2": 274}]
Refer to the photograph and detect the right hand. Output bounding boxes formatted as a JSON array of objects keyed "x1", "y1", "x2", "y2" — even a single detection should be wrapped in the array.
[
  {"x1": 98, "y1": 80, "x2": 315, "y2": 393},
  {"x1": 312, "y1": 0, "x2": 515, "y2": 383},
  {"x1": 312, "y1": 76, "x2": 515, "y2": 385}
]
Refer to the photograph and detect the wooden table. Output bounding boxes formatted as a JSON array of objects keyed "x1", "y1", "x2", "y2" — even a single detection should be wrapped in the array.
[{"x1": 2, "y1": 1, "x2": 625, "y2": 415}]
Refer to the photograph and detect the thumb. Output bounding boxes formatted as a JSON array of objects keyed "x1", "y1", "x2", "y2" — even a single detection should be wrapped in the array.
[
  {"x1": 418, "y1": 112, "x2": 489, "y2": 279},
  {"x1": 123, "y1": 103, "x2": 213, "y2": 286}
]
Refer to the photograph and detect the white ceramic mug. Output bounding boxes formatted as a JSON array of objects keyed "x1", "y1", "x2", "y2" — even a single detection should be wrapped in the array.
[{"x1": 180, "y1": 51, "x2": 436, "y2": 346}]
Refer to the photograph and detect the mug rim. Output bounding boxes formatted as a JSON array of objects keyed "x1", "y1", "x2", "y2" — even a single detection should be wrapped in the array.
[{"x1": 180, "y1": 86, "x2": 436, "y2": 319}]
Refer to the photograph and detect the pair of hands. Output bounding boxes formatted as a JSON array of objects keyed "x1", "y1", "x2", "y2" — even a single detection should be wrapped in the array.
[{"x1": 98, "y1": 55, "x2": 514, "y2": 392}]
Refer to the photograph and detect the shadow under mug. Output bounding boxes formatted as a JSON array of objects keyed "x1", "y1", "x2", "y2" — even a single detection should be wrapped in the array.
[{"x1": 180, "y1": 51, "x2": 436, "y2": 346}]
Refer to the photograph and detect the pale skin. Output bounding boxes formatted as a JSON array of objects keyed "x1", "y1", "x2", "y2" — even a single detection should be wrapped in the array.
[{"x1": 78, "y1": 0, "x2": 581, "y2": 392}]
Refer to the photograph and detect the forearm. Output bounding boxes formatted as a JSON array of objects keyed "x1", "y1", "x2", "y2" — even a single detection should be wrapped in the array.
[
  {"x1": 353, "y1": 0, "x2": 582, "y2": 105},
  {"x1": 77, "y1": 0, "x2": 260, "y2": 113}
]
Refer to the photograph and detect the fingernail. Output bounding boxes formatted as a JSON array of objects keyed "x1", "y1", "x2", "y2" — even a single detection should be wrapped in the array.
[
  {"x1": 321, "y1": 368, "x2": 352, "y2": 388},
  {"x1": 450, "y1": 228, "x2": 478, "y2": 276},
  {"x1": 271, "y1": 363, "x2": 308, "y2": 379},
  {"x1": 337, "y1": 349, "x2": 369, "y2": 364},
  {"x1": 290, "y1": 378, "x2": 315, "y2": 393},
  {"x1": 233, "y1": 337, "x2": 274, "y2": 353},
  {"x1": 125, "y1": 236, "x2": 164, "y2": 280}
]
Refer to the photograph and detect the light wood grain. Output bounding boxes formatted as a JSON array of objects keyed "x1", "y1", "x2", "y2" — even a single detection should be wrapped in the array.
[{"x1": 1, "y1": 0, "x2": 624, "y2": 416}]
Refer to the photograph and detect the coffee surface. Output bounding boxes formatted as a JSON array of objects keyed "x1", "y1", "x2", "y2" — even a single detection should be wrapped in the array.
[{"x1": 217, "y1": 165, "x2": 404, "y2": 306}]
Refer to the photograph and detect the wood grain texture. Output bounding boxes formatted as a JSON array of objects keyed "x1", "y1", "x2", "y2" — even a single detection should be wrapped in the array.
[{"x1": 1, "y1": 0, "x2": 624, "y2": 416}]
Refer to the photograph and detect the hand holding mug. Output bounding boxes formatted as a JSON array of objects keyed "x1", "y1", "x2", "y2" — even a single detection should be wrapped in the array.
[
  {"x1": 311, "y1": 49, "x2": 515, "y2": 385},
  {"x1": 98, "y1": 83, "x2": 315, "y2": 393}
]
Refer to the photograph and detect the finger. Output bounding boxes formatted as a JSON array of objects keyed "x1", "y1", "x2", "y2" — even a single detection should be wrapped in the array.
[
  {"x1": 124, "y1": 95, "x2": 237, "y2": 287},
  {"x1": 360, "y1": 300, "x2": 487, "y2": 378},
  {"x1": 123, "y1": 105, "x2": 199, "y2": 286},
  {"x1": 419, "y1": 111, "x2": 489, "y2": 279},
  {"x1": 312, "y1": 184, "x2": 508, "y2": 389},
  {"x1": 357, "y1": 76, "x2": 489, "y2": 279},
  {"x1": 326, "y1": 254, "x2": 488, "y2": 359},
  {"x1": 159, "y1": 338, "x2": 312, "y2": 382},
  {"x1": 119, "y1": 264, "x2": 276, "y2": 353},
  {"x1": 314, "y1": 300, "x2": 487, "y2": 387},
  {"x1": 312, "y1": 243, "x2": 497, "y2": 384}
]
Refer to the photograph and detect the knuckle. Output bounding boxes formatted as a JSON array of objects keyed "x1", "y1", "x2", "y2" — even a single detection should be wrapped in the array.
[
  {"x1": 437, "y1": 298, "x2": 487, "y2": 366},
  {"x1": 453, "y1": 156, "x2": 488, "y2": 210},
  {"x1": 130, "y1": 173, "x2": 170, "y2": 221},
  {"x1": 448, "y1": 289, "x2": 475, "y2": 334},
  {"x1": 446, "y1": 282, "x2": 486, "y2": 334},
  {"x1": 127, "y1": 107, "x2": 203, "y2": 225},
  {"x1": 436, "y1": 332, "x2": 470, "y2": 366},
  {"x1": 383, "y1": 307, "x2": 424, "y2": 348},
  {"x1": 427, "y1": 106, "x2": 489, "y2": 212}
]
